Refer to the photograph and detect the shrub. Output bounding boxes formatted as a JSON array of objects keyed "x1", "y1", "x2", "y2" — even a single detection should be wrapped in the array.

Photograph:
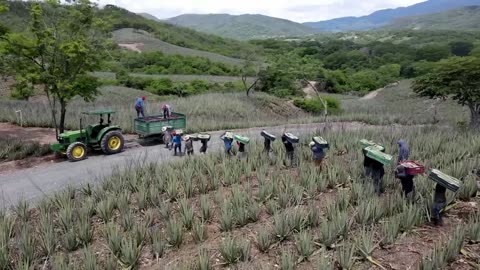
[{"x1": 293, "y1": 96, "x2": 341, "y2": 115}]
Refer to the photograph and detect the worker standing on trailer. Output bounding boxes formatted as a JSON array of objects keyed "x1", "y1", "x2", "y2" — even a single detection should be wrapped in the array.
[
  {"x1": 184, "y1": 135, "x2": 194, "y2": 156},
  {"x1": 162, "y1": 126, "x2": 172, "y2": 150},
  {"x1": 135, "y1": 96, "x2": 146, "y2": 118},
  {"x1": 220, "y1": 132, "x2": 234, "y2": 156},
  {"x1": 162, "y1": 103, "x2": 172, "y2": 119},
  {"x1": 309, "y1": 141, "x2": 326, "y2": 169},
  {"x1": 432, "y1": 183, "x2": 447, "y2": 226},
  {"x1": 398, "y1": 139, "x2": 410, "y2": 163},
  {"x1": 172, "y1": 131, "x2": 182, "y2": 156}
]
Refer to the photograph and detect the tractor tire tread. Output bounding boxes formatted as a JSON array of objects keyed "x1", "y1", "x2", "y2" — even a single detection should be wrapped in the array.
[
  {"x1": 66, "y1": 142, "x2": 87, "y2": 162},
  {"x1": 101, "y1": 130, "x2": 125, "y2": 155}
]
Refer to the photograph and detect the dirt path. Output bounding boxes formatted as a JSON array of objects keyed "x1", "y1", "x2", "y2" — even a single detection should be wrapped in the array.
[
  {"x1": 302, "y1": 81, "x2": 317, "y2": 99},
  {"x1": 0, "y1": 121, "x2": 426, "y2": 210},
  {"x1": 360, "y1": 87, "x2": 384, "y2": 100},
  {"x1": 0, "y1": 122, "x2": 57, "y2": 144}
]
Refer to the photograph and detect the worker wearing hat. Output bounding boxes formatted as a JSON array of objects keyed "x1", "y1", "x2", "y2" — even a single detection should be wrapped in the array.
[
  {"x1": 162, "y1": 126, "x2": 172, "y2": 150},
  {"x1": 135, "y1": 96, "x2": 146, "y2": 118},
  {"x1": 184, "y1": 135, "x2": 194, "y2": 156}
]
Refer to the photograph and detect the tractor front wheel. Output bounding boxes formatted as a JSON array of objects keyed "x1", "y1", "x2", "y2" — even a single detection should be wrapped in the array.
[
  {"x1": 101, "y1": 130, "x2": 125, "y2": 155},
  {"x1": 66, "y1": 142, "x2": 87, "y2": 162}
]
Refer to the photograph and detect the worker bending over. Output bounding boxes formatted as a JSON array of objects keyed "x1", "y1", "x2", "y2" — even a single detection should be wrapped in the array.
[{"x1": 135, "y1": 96, "x2": 146, "y2": 118}]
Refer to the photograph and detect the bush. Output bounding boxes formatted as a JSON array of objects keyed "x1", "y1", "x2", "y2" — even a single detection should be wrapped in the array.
[
  {"x1": 146, "y1": 78, "x2": 176, "y2": 95},
  {"x1": 293, "y1": 96, "x2": 341, "y2": 114}
]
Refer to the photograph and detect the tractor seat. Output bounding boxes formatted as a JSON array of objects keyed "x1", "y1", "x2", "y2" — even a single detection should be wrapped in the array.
[{"x1": 88, "y1": 125, "x2": 105, "y2": 139}]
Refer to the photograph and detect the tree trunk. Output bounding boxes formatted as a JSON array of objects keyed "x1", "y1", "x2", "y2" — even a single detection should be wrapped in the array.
[
  {"x1": 59, "y1": 99, "x2": 67, "y2": 134},
  {"x1": 470, "y1": 106, "x2": 480, "y2": 130}
]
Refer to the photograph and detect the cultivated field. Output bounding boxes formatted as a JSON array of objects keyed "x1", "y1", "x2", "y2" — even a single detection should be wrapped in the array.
[
  {"x1": 0, "y1": 126, "x2": 478, "y2": 269},
  {"x1": 94, "y1": 72, "x2": 256, "y2": 84},
  {"x1": 0, "y1": 81, "x2": 468, "y2": 135},
  {"x1": 112, "y1": 28, "x2": 246, "y2": 67}
]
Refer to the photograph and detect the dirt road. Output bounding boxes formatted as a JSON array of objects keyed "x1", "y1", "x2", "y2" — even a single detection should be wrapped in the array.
[{"x1": 0, "y1": 121, "x2": 392, "y2": 209}]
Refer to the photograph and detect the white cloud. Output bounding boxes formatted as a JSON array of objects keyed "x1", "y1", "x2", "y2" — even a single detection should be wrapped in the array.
[{"x1": 97, "y1": 0, "x2": 426, "y2": 22}]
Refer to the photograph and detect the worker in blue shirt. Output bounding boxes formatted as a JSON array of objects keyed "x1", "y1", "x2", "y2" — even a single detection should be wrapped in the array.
[
  {"x1": 172, "y1": 132, "x2": 182, "y2": 156},
  {"x1": 309, "y1": 141, "x2": 326, "y2": 169},
  {"x1": 134, "y1": 96, "x2": 146, "y2": 118},
  {"x1": 220, "y1": 132, "x2": 233, "y2": 156}
]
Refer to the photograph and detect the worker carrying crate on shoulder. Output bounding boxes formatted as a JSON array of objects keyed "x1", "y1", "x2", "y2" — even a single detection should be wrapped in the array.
[
  {"x1": 282, "y1": 133, "x2": 299, "y2": 167},
  {"x1": 309, "y1": 136, "x2": 329, "y2": 170},
  {"x1": 220, "y1": 132, "x2": 234, "y2": 156},
  {"x1": 261, "y1": 130, "x2": 276, "y2": 160},
  {"x1": 428, "y1": 169, "x2": 462, "y2": 226}
]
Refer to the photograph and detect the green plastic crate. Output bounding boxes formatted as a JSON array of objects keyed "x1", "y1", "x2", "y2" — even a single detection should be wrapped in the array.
[
  {"x1": 428, "y1": 169, "x2": 461, "y2": 192},
  {"x1": 313, "y1": 136, "x2": 329, "y2": 148},
  {"x1": 234, "y1": 134, "x2": 250, "y2": 144},
  {"x1": 365, "y1": 146, "x2": 392, "y2": 165},
  {"x1": 360, "y1": 139, "x2": 384, "y2": 151}
]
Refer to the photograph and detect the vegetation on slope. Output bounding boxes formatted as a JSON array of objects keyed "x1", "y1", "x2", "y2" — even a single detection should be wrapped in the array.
[
  {"x1": 167, "y1": 13, "x2": 317, "y2": 40},
  {"x1": 385, "y1": 6, "x2": 480, "y2": 31}
]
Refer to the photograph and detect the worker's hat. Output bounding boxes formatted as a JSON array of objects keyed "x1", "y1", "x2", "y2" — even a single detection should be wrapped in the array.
[
  {"x1": 309, "y1": 141, "x2": 315, "y2": 147},
  {"x1": 184, "y1": 135, "x2": 191, "y2": 141},
  {"x1": 162, "y1": 126, "x2": 168, "y2": 132}
]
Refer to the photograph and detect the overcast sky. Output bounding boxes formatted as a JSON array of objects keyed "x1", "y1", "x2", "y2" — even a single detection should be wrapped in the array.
[{"x1": 97, "y1": 0, "x2": 426, "y2": 23}]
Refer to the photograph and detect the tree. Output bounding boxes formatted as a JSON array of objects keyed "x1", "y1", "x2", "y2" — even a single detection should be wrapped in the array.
[
  {"x1": 0, "y1": 0, "x2": 108, "y2": 133},
  {"x1": 413, "y1": 57, "x2": 480, "y2": 129},
  {"x1": 449, "y1": 41, "x2": 474, "y2": 57}
]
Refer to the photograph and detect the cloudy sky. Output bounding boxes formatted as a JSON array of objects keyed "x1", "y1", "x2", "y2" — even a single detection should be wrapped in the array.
[{"x1": 97, "y1": 0, "x2": 426, "y2": 23}]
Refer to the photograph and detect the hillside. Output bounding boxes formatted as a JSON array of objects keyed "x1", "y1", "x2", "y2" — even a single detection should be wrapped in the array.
[
  {"x1": 112, "y1": 28, "x2": 245, "y2": 66},
  {"x1": 304, "y1": 0, "x2": 480, "y2": 31},
  {"x1": 385, "y1": 6, "x2": 480, "y2": 30},
  {"x1": 167, "y1": 14, "x2": 317, "y2": 40},
  {"x1": 0, "y1": 2, "x2": 258, "y2": 59},
  {"x1": 138, "y1": 12, "x2": 162, "y2": 22}
]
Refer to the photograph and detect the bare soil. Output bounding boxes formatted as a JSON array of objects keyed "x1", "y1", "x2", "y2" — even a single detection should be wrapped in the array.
[
  {"x1": 0, "y1": 122, "x2": 57, "y2": 144},
  {"x1": 118, "y1": 43, "x2": 145, "y2": 52}
]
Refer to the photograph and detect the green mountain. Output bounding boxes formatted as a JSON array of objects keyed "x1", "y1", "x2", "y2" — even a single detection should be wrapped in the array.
[
  {"x1": 385, "y1": 6, "x2": 480, "y2": 30},
  {"x1": 304, "y1": 0, "x2": 480, "y2": 32},
  {"x1": 167, "y1": 14, "x2": 317, "y2": 40},
  {"x1": 138, "y1": 12, "x2": 162, "y2": 22},
  {"x1": 0, "y1": 2, "x2": 258, "y2": 59}
]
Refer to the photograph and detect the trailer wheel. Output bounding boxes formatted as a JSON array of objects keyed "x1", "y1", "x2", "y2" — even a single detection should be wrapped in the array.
[
  {"x1": 101, "y1": 130, "x2": 125, "y2": 155},
  {"x1": 66, "y1": 142, "x2": 87, "y2": 162}
]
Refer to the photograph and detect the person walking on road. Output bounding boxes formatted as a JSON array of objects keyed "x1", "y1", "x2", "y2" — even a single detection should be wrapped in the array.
[
  {"x1": 173, "y1": 132, "x2": 182, "y2": 156},
  {"x1": 220, "y1": 132, "x2": 234, "y2": 156},
  {"x1": 135, "y1": 96, "x2": 146, "y2": 118},
  {"x1": 184, "y1": 136, "x2": 194, "y2": 156},
  {"x1": 162, "y1": 127, "x2": 172, "y2": 150}
]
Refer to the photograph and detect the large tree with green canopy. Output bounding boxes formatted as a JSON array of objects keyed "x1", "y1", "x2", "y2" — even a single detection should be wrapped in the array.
[
  {"x1": 413, "y1": 56, "x2": 480, "y2": 129},
  {"x1": 0, "y1": 0, "x2": 109, "y2": 133}
]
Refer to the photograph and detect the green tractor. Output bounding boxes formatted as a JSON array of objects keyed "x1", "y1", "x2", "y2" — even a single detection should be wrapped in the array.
[{"x1": 50, "y1": 110, "x2": 125, "y2": 162}]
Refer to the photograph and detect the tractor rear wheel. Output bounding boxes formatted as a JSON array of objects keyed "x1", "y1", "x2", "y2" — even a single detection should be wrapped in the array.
[
  {"x1": 66, "y1": 142, "x2": 87, "y2": 162},
  {"x1": 101, "y1": 130, "x2": 125, "y2": 155}
]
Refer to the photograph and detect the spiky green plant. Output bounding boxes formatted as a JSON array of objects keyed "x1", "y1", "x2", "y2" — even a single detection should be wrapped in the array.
[
  {"x1": 289, "y1": 209, "x2": 307, "y2": 233},
  {"x1": 116, "y1": 192, "x2": 130, "y2": 213},
  {"x1": 0, "y1": 243, "x2": 10, "y2": 270},
  {"x1": 235, "y1": 206, "x2": 250, "y2": 227},
  {"x1": 196, "y1": 247, "x2": 211, "y2": 270},
  {"x1": 380, "y1": 216, "x2": 400, "y2": 246},
  {"x1": 150, "y1": 229, "x2": 166, "y2": 260},
  {"x1": 18, "y1": 226, "x2": 35, "y2": 267},
  {"x1": 192, "y1": 220, "x2": 208, "y2": 243},
  {"x1": 307, "y1": 205, "x2": 321, "y2": 228},
  {"x1": 132, "y1": 223, "x2": 147, "y2": 248},
  {"x1": 105, "y1": 223, "x2": 122, "y2": 257},
  {"x1": 81, "y1": 183, "x2": 94, "y2": 197},
  {"x1": 105, "y1": 254, "x2": 117, "y2": 270},
  {"x1": 159, "y1": 202, "x2": 172, "y2": 221},
  {"x1": 274, "y1": 212, "x2": 292, "y2": 242},
  {"x1": 52, "y1": 254, "x2": 69, "y2": 270},
  {"x1": 458, "y1": 175, "x2": 478, "y2": 201},
  {"x1": 444, "y1": 225, "x2": 465, "y2": 263},
  {"x1": 220, "y1": 202, "x2": 234, "y2": 232},
  {"x1": 419, "y1": 244, "x2": 446, "y2": 270},
  {"x1": 219, "y1": 236, "x2": 250, "y2": 265},
  {"x1": 279, "y1": 250, "x2": 295, "y2": 270},
  {"x1": 354, "y1": 228, "x2": 376, "y2": 260},
  {"x1": 255, "y1": 228, "x2": 273, "y2": 253},
  {"x1": 399, "y1": 203, "x2": 423, "y2": 232},
  {"x1": 62, "y1": 228, "x2": 79, "y2": 252},
  {"x1": 318, "y1": 220, "x2": 338, "y2": 248},
  {"x1": 317, "y1": 248, "x2": 334, "y2": 270},
  {"x1": 265, "y1": 200, "x2": 279, "y2": 216},
  {"x1": 144, "y1": 209, "x2": 155, "y2": 227},
  {"x1": 296, "y1": 231, "x2": 314, "y2": 261},
  {"x1": 183, "y1": 177, "x2": 195, "y2": 198},
  {"x1": 37, "y1": 212, "x2": 56, "y2": 257},
  {"x1": 120, "y1": 209, "x2": 134, "y2": 232},
  {"x1": 179, "y1": 198, "x2": 194, "y2": 230},
  {"x1": 137, "y1": 184, "x2": 149, "y2": 210},
  {"x1": 384, "y1": 192, "x2": 404, "y2": 217},
  {"x1": 58, "y1": 202, "x2": 75, "y2": 233},
  {"x1": 119, "y1": 236, "x2": 143, "y2": 269},
  {"x1": 199, "y1": 195, "x2": 212, "y2": 223},
  {"x1": 166, "y1": 218, "x2": 184, "y2": 249},
  {"x1": 166, "y1": 178, "x2": 180, "y2": 201},
  {"x1": 247, "y1": 202, "x2": 260, "y2": 222},
  {"x1": 77, "y1": 215, "x2": 94, "y2": 247},
  {"x1": 96, "y1": 197, "x2": 115, "y2": 223},
  {"x1": 468, "y1": 212, "x2": 480, "y2": 242},
  {"x1": 337, "y1": 242, "x2": 356, "y2": 270},
  {"x1": 356, "y1": 197, "x2": 384, "y2": 225},
  {"x1": 83, "y1": 247, "x2": 97, "y2": 270}
]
